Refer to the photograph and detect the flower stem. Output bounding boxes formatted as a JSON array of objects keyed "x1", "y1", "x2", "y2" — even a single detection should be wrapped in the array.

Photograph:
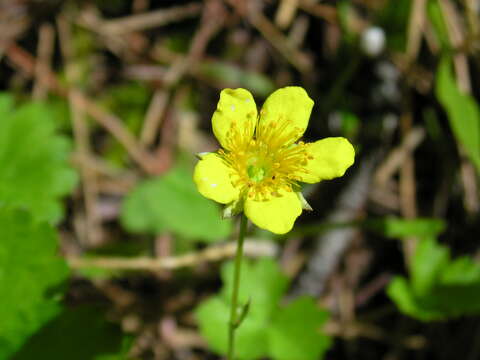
[{"x1": 227, "y1": 214, "x2": 248, "y2": 360}]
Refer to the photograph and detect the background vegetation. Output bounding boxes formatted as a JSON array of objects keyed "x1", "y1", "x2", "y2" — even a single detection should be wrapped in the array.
[{"x1": 1, "y1": 0, "x2": 480, "y2": 359}]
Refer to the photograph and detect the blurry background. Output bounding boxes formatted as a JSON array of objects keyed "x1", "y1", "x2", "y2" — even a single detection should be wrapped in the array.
[{"x1": 1, "y1": 0, "x2": 480, "y2": 359}]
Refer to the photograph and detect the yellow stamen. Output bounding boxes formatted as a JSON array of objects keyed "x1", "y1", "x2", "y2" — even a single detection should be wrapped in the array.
[{"x1": 219, "y1": 117, "x2": 312, "y2": 201}]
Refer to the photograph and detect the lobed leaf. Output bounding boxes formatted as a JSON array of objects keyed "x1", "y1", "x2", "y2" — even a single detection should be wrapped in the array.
[
  {"x1": 196, "y1": 259, "x2": 332, "y2": 360},
  {"x1": 388, "y1": 237, "x2": 480, "y2": 321},
  {"x1": 0, "y1": 208, "x2": 69, "y2": 358},
  {"x1": 121, "y1": 165, "x2": 232, "y2": 242},
  {"x1": 0, "y1": 94, "x2": 78, "y2": 223},
  {"x1": 436, "y1": 58, "x2": 480, "y2": 173}
]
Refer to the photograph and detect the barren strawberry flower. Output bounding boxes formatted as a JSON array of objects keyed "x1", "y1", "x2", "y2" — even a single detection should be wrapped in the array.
[{"x1": 194, "y1": 87, "x2": 355, "y2": 234}]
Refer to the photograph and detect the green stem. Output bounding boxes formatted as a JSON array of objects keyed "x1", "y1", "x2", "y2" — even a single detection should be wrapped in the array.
[{"x1": 227, "y1": 214, "x2": 248, "y2": 360}]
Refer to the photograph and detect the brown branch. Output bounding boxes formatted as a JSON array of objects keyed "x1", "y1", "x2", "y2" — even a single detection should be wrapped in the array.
[
  {"x1": 275, "y1": 0, "x2": 299, "y2": 29},
  {"x1": 399, "y1": 110, "x2": 418, "y2": 265},
  {"x1": 100, "y1": 2, "x2": 202, "y2": 35},
  {"x1": 32, "y1": 23, "x2": 54, "y2": 100},
  {"x1": 247, "y1": 5, "x2": 312, "y2": 73},
  {"x1": 67, "y1": 240, "x2": 278, "y2": 271},
  {"x1": 297, "y1": 0, "x2": 338, "y2": 24},
  {"x1": 5, "y1": 43, "x2": 155, "y2": 173},
  {"x1": 57, "y1": 15, "x2": 102, "y2": 247},
  {"x1": 406, "y1": 0, "x2": 427, "y2": 64},
  {"x1": 439, "y1": 0, "x2": 471, "y2": 93},
  {"x1": 374, "y1": 127, "x2": 425, "y2": 187},
  {"x1": 140, "y1": 89, "x2": 170, "y2": 147}
]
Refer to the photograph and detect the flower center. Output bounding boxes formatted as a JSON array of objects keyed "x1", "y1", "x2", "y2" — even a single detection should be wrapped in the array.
[
  {"x1": 247, "y1": 165, "x2": 266, "y2": 182},
  {"x1": 219, "y1": 118, "x2": 313, "y2": 201}
]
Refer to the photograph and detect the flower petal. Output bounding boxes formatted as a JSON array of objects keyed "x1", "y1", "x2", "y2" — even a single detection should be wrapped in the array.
[
  {"x1": 212, "y1": 88, "x2": 258, "y2": 150},
  {"x1": 299, "y1": 137, "x2": 355, "y2": 183},
  {"x1": 258, "y1": 87, "x2": 314, "y2": 145},
  {"x1": 193, "y1": 153, "x2": 239, "y2": 204},
  {"x1": 244, "y1": 191, "x2": 302, "y2": 234}
]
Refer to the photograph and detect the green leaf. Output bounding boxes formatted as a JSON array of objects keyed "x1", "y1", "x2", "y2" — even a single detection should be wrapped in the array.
[
  {"x1": 198, "y1": 61, "x2": 275, "y2": 97},
  {"x1": 195, "y1": 259, "x2": 332, "y2": 359},
  {"x1": 387, "y1": 238, "x2": 480, "y2": 321},
  {"x1": 427, "y1": 0, "x2": 450, "y2": 49},
  {"x1": 268, "y1": 297, "x2": 332, "y2": 360},
  {"x1": 221, "y1": 258, "x2": 289, "y2": 320},
  {"x1": 13, "y1": 307, "x2": 131, "y2": 360},
  {"x1": 367, "y1": 217, "x2": 446, "y2": 239},
  {"x1": 0, "y1": 208, "x2": 69, "y2": 358},
  {"x1": 436, "y1": 58, "x2": 480, "y2": 173},
  {"x1": 0, "y1": 94, "x2": 78, "y2": 223},
  {"x1": 195, "y1": 297, "x2": 269, "y2": 360},
  {"x1": 377, "y1": 0, "x2": 411, "y2": 52},
  {"x1": 410, "y1": 237, "x2": 449, "y2": 295},
  {"x1": 387, "y1": 277, "x2": 445, "y2": 321},
  {"x1": 121, "y1": 165, "x2": 232, "y2": 242}
]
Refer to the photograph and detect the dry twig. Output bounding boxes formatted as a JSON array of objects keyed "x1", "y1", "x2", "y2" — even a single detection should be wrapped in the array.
[
  {"x1": 101, "y1": 2, "x2": 202, "y2": 35},
  {"x1": 57, "y1": 15, "x2": 103, "y2": 247},
  {"x1": 32, "y1": 23, "x2": 54, "y2": 100},
  {"x1": 68, "y1": 240, "x2": 278, "y2": 271},
  {"x1": 5, "y1": 43, "x2": 155, "y2": 173}
]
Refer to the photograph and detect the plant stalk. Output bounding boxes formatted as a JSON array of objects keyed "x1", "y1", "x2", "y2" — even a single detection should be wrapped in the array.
[{"x1": 227, "y1": 214, "x2": 248, "y2": 360}]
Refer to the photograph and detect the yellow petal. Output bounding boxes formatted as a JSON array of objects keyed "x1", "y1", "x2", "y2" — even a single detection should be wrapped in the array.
[
  {"x1": 257, "y1": 87, "x2": 314, "y2": 145},
  {"x1": 244, "y1": 191, "x2": 302, "y2": 234},
  {"x1": 193, "y1": 153, "x2": 239, "y2": 204},
  {"x1": 212, "y1": 88, "x2": 258, "y2": 150},
  {"x1": 299, "y1": 137, "x2": 355, "y2": 183}
]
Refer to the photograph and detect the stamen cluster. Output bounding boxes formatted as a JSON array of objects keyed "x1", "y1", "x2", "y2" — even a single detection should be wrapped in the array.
[{"x1": 219, "y1": 115, "x2": 314, "y2": 201}]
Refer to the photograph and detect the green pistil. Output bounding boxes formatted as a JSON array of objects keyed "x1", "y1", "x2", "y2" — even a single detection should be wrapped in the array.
[{"x1": 247, "y1": 165, "x2": 266, "y2": 182}]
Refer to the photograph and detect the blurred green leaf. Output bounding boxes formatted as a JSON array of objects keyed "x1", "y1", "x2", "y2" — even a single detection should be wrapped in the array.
[
  {"x1": 221, "y1": 258, "x2": 289, "y2": 321},
  {"x1": 377, "y1": 0, "x2": 411, "y2": 51},
  {"x1": 367, "y1": 217, "x2": 446, "y2": 239},
  {"x1": 0, "y1": 94, "x2": 78, "y2": 223},
  {"x1": 427, "y1": 0, "x2": 450, "y2": 49},
  {"x1": 198, "y1": 61, "x2": 275, "y2": 97},
  {"x1": 410, "y1": 237, "x2": 449, "y2": 295},
  {"x1": 196, "y1": 259, "x2": 331, "y2": 360},
  {"x1": 339, "y1": 111, "x2": 360, "y2": 138},
  {"x1": 121, "y1": 165, "x2": 232, "y2": 242},
  {"x1": 268, "y1": 297, "x2": 332, "y2": 360},
  {"x1": 196, "y1": 297, "x2": 269, "y2": 360},
  {"x1": 13, "y1": 307, "x2": 131, "y2": 360},
  {"x1": 100, "y1": 83, "x2": 150, "y2": 168},
  {"x1": 337, "y1": 0, "x2": 355, "y2": 44},
  {"x1": 436, "y1": 58, "x2": 480, "y2": 173},
  {"x1": 387, "y1": 277, "x2": 445, "y2": 321},
  {"x1": 101, "y1": 82, "x2": 150, "y2": 134},
  {"x1": 387, "y1": 238, "x2": 480, "y2": 321},
  {"x1": 0, "y1": 208, "x2": 69, "y2": 358}
]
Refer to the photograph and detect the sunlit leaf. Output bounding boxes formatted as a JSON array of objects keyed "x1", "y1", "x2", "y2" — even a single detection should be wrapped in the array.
[
  {"x1": 0, "y1": 94, "x2": 78, "y2": 223},
  {"x1": 387, "y1": 237, "x2": 480, "y2": 321},
  {"x1": 427, "y1": 0, "x2": 450, "y2": 49},
  {"x1": 196, "y1": 297, "x2": 269, "y2": 360},
  {"x1": 268, "y1": 297, "x2": 332, "y2": 360},
  {"x1": 121, "y1": 165, "x2": 232, "y2": 242},
  {"x1": 436, "y1": 58, "x2": 480, "y2": 173},
  {"x1": 198, "y1": 61, "x2": 275, "y2": 97},
  {"x1": 367, "y1": 217, "x2": 446, "y2": 239},
  {"x1": 196, "y1": 259, "x2": 332, "y2": 360},
  {"x1": 221, "y1": 258, "x2": 289, "y2": 321}
]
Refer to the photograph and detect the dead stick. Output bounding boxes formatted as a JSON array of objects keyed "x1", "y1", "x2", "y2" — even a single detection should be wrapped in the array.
[
  {"x1": 101, "y1": 2, "x2": 202, "y2": 35},
  {"x1": 6, "y1": 43, "x2": 154, "y2": 173},
  {"x1": 33, "y1": 23, "x2": 55, "y2": 100},
  {"x1": 57, "y1": 15, "x2": 101, "y2": 246},
  {"x1": 68, "y1": 240, "x2": 278, "y2": 270}
]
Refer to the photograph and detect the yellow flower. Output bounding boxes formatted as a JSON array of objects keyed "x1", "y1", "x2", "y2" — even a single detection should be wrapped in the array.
[{"x1": 193, "y1": 87, "x2": 355, "y2": 234}]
